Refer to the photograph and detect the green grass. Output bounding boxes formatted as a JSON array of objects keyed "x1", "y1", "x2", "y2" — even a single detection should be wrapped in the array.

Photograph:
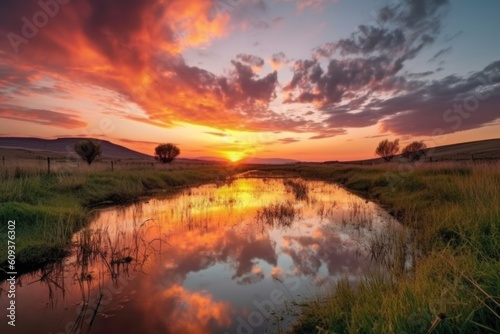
[{"x1": 0, "y1": 164, "x2": 235, "y2": 273}]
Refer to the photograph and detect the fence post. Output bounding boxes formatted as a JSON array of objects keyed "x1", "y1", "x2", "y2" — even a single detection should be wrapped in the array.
[
  {"x1": 2, "y1": 156, "x2": 4, "y2": 164},
  {"x1": 111, "y1": 161, "x2": 114, "y2": 172},
  {"x1": 47, "y1": 157, "x2": 51, "y2": 174}
]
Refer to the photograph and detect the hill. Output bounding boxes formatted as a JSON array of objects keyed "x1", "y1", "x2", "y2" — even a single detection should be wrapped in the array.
[
  {"x1": 0, "y1": 137, "x2": 151, "y2": 159},
  {"x1": 325, "y1": 138, "x2": 500, "y2": 164},
  {"x1": 239, "y1": 157, "x2": 299, "y2": 165}
]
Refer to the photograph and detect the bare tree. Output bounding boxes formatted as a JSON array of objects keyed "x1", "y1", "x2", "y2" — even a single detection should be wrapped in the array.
[
  {"x1": 155, "y1": 143, "x2": 180, "y2": 163},
  {"x1": 375, "y1": 139, "x2": 400, "y2": 162},
  {"x1": 402, "y1": 141, "x2": 427, "y2": 163},
  {"x1": 74, "y1": 140, "x2": 102, "y2": 165}
]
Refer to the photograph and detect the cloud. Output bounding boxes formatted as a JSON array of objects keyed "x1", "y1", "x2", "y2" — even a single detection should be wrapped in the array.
[
  {"x1": 270, "y1": 52, "x2": 288, "y2": 70},
  {"x1": 379, "y1": 60, "x2": 500, "y2": 135},
  {"x1": 0, "y1": 105, "x2": 87, "y2": 128},
  {"x1": 280, "y1": 0, "x2": 335, "y2": 11},
  {"x1": 285, "y1": 56, "x2": 402, "y2": 105},
  {"x1": 408, "y1": 70, "x2": 435, "y2": 79},
  {"x1": 0, "y1": 1, "x2": 291, "y2": 134},
  {"x1": 0, "y1": 0, "x2": 494, "y2": 141},
  {"x1": 279, "y1": 0, "x2": 468, "y2": 138},
  {"x1": 314, "y1": 59, "x2": 500, "y2": 135},
  {"x1": 335, "y1": 27, "x2": 407, "y2": 56},
  {"x1": 236, "y1": 53, "x2": 265, "y2": 70},
  {"x1": 276, "y1": 137, "x2": 300, "y2": 144},
  {"x1": 204, "y1": 131, "x2": 227, "y2": 137},
  {"x1": 429, "y1": 46, "x2": 453, "y2": 62},
  {"x1": 308, "y1": 132, "x2": 344, "y2": 140},
  {"x1": 116, "y1": 138, "x2": 159, "y2": 146},
  {"x1": 294, "y1": 0, "x2": 450, "y2": 99}
]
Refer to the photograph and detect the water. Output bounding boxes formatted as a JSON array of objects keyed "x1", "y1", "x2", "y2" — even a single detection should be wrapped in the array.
[{"x1": 0, "y1": 177, "x2": 401, "y2": 334}]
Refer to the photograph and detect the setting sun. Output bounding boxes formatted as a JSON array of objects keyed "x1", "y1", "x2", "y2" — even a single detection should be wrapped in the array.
[{"x1": 225, "y1": 151, "x2": 245, "y2": 163}]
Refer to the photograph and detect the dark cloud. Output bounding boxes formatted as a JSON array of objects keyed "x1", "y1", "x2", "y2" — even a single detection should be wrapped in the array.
[
  {"x1": 236, "y1": 53, "x2": 265, "y2": 68},
  {"x1": 280, "y1": 0, "x2": 469, "y2": 139},
  {"x1": 310, "y1": 60, "x2": 499, "y2": 135},
  {"x1": 308, "y1": 129, "x2": 346, "y2": 140},
  {"x1": 311, "y1": 59, "x2": 500, "y2": 135},
  {"x1": 335, "y1": 27, "x2": 406, "y2": 56},
  {"x1": 379, "y1": 60, "x2": 500, "y2": 135},
  {"x1": 444, "y1": 30, "x2": 463, "y2": 42},
  {"x1": 286, "y1": 0, "x2": 450, "y2": 107},
  {"x1": 227, "y1": 60, "x2": 278, "y2": 101},
  {"x1": 285, "y1": 56, "x2": 401, "y2": 105},
  {"x1": 429, "y1": 46, "x2": 452, "y2": 62},
  {"x1": 333, "y1": 0, "x2": 448, "y2": 57},
  {"x1": 270, "y1": 52, "x2": 288, "y2": 69},
  {"x1": 204, "y1": 131, "x2": 227, "y2": 137},
  {"x1": 408, "y1": 70, "x2": 434, "y2": 79},
  {"x1": 276, "y1": 137, "x2": 300, "y2": 144},
  {"x1": 0, "y1": 105, "x2": 87, "y2": 128}
]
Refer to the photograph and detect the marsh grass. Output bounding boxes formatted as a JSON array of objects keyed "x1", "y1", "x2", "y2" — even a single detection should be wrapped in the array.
[
  {"x1": 283, "y1": 179, "x2": 309, "y2": 201},
  {"x1": 257, "y1": 201, "x2": 299, "y2": 227}
]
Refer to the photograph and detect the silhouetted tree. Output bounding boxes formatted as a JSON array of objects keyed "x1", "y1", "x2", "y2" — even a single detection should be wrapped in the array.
[
  {"x1": 402, "y1": 141, "x2": 427, "y2": 163},
  {"x1": 375, "y1": 139, "x2": 400, "y2": 162},
  {"x1": 155, "y1": 143, "x2": 180, "y2": 163},
  {"x1": 74, "y1": 140, "x2": 102, "y2": 165}
]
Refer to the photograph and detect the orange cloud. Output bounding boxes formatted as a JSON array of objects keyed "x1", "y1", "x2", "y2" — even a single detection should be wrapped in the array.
[
  {"x1": 0, "y1": 105, "x2": 86, "y2": 128},
  {"x1": 160, "y1": 284, "x2": 233, "y2": 333}
]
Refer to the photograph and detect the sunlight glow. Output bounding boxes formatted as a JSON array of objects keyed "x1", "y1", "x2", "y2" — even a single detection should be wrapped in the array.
[{"x1": 225, "y1": 151, "x2": 245, "y2": 162}]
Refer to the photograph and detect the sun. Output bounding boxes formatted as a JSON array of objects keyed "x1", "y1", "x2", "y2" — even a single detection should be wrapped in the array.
[{"x1": 226, "y1": 151, "x2": 245, "y2": 163}]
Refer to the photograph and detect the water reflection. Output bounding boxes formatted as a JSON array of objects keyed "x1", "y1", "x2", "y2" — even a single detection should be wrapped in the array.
[{"x1": 0, "y1": 177, "x2": 401, "y2": 333}]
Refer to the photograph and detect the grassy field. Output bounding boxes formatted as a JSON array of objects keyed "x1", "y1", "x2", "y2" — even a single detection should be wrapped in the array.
[
  {"x1": 0, "y1": 161, "x2": 235, "y2": 275},
  {"x1": 237, "y1": 162, "x2": 499, "y2": 333},
  {"x1": 1, "y1": 156, "x2": 499, "y2": 332}
]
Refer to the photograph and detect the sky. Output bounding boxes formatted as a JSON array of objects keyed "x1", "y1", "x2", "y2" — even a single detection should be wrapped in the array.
[{"x1": 0, "y1": 0, "x2": 499, "y2": 162}]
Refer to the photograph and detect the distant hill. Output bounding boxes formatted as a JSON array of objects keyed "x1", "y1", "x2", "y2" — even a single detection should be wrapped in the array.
[
  {"x1": 195, "y1": 156, "x2": 229, "y2": 163},
  {"x1": 423, "y1": 138, "x2": 500, "y2": 160},
  {"x1": 0, "y1": 137, "x2": 151, "y2": 159},
  {"x1": 240, "y1": 157, "x2": 299, "y2": 165},
  {"x1": 325, "y1": 138, "x2": 500, "y2": 164},
  {"x1": 194, "y1": 156, "x2": 299, "y2": 164}
]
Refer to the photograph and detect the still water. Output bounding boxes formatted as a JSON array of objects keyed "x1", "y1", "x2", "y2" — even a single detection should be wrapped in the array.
[{"x1": 0, "y1": 176, "x2": 401, "y2": 333}]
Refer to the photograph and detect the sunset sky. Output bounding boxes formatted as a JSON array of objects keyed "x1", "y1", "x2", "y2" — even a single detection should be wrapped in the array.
[{"x1": 0, "y1": 0, "x2": 499, "y2": 161}]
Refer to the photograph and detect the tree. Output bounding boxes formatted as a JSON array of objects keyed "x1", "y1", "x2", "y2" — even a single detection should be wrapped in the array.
[
  {"x1": 375, "y1": 139, "x2": 400, "y2": 162},
  {"x1": 74, "y1": 139, "x2": 101, "y2": 165},
  {"x1": 402, "y1": 141, "x2": 427, "y2": 163},
  {"x1": 155, "y1": 143, "x2": 180, "y2": 163}
]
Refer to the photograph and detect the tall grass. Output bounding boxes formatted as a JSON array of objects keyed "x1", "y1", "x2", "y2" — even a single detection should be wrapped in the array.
[
  {"x1": 0, "y1": 164, "x2": 235, "y2": 274},
  {"x1": 282, "y1": 162, "x2": 500, "y2": 333}
]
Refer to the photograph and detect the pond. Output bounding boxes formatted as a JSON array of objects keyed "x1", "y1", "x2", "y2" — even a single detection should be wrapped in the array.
[{"x1": 0, "y1": 176, "x2": 403, "y2": 334}]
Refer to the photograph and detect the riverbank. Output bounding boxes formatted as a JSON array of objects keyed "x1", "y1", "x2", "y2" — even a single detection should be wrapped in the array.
[
  {"x1": 1, "y1": 161, "x2": 498, "y2": 332},
  {"x1": 240, "y1": 162, "x2": 499, "y2": 333},
  {"x1": 0, "y1": 164, "x2": 235, "y2": 276}
]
